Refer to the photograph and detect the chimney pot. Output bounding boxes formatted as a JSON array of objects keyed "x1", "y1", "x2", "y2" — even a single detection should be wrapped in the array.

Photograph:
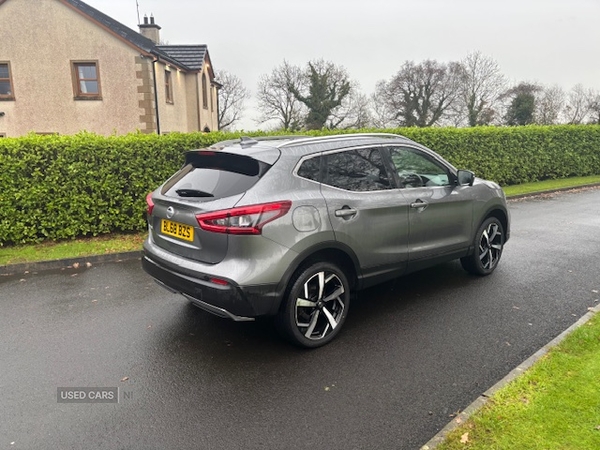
[{"x1": 138, "y1": 14, "x2": 161, "y2": 44}]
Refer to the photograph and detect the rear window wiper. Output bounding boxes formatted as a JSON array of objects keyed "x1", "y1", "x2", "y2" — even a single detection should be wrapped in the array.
[{"x1": 176, "y1": 189, "x2": 214, "y2": 198}]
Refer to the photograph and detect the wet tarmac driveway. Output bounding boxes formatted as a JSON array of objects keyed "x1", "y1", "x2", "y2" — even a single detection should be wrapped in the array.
[{"x1": 1, "y1": 188, "x2": 599, "y2": 449}]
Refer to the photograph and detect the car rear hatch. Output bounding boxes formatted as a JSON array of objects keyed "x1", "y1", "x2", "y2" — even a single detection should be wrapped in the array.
[{"x1": 147, "y1": 149, "x2": 276, "y2": 264}]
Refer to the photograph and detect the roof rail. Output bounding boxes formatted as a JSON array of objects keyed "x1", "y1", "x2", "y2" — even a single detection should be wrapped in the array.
[
  {"x1": 278, "y1": 133, "x2": 407, "y2": 148},
  {"x1": 250, "y1": 135, "x2": 309, "y2": 142},
  {"x1": 209, "y1": 135, "x2": 309, "y2": 150}
]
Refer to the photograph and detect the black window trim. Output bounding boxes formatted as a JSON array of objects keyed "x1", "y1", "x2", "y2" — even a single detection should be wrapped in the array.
[{"x1": 295, "y1": 143, "x2": 460, "y2": 191}]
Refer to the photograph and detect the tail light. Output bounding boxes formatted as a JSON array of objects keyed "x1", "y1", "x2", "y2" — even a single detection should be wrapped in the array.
[
  {"x1": 146, "y1": 192, "x2": 155, "y2": 215},
  {"x1": 196, "y1": 201, "x2": 291, "y2": 235}
]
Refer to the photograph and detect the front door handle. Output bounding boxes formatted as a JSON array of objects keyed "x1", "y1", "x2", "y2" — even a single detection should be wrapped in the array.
[
  {"x1": 410, "y1": 200, "x2": 428, "y2": 209},
  {"x1": 335, "y1": 208, "x2": 357, "y2": 218}
]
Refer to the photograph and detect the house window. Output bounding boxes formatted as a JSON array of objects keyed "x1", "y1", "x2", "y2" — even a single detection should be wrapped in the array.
[
  {"x1": 71, "y1": 61, "x2": 102, "y2": 99},
  {"x1": 0, "y1": 62, "x2": 15, "y2": 100},
  {"x1": 165, "y1": 70, "x2": 173, "y2": 104},
  {"x1": 202, "y1": 73, "x2": 208, "y2": 109},
  {"x1": 210, "y1": 84, "x2": 214, "y2": 112},
  {"x1": 0, "y1": 133, "x2": 6, "y2": 137}
]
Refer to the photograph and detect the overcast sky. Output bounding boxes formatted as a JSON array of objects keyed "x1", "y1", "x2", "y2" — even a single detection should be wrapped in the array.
[{"x1": 86, "y1": 0, "x2": 600, "y2": 130}]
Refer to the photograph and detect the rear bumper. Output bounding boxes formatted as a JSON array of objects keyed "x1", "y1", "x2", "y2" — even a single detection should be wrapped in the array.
[{"x1": 142, "y1": 252, "x2": 281, "y2": 320}]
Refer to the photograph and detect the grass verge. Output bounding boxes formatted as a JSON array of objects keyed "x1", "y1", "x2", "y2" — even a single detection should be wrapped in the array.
[
  {"x1": 435, "y1": 312, "x2": 600, "y2": 449},
  {"x1": 502, "y1": 175, "x2": 600, "y2": 197},
  {"x1": 0, "y1": 233, "x2": 146, "y2": 266}
]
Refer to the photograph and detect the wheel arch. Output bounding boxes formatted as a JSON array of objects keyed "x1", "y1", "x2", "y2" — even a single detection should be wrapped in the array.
[
  {"x1": 271, "y1": 242, "x2": 360, "y2": 314},
  {"x1": 484, "y1": 207, "x2": 510, "y2": 242}
]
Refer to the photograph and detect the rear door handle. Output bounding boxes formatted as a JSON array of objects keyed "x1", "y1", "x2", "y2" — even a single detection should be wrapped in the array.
[{"x1": 335, "y1": 208, "x2": 357, "y2": 218}]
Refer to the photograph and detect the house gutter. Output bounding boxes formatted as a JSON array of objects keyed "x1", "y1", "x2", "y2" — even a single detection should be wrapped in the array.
[
  {"x1": 151, "y1": 56, "x2": 161, "y2": 134},
  {"x1": 195, "y1": 73, "x2": 202, "y2": 131}
]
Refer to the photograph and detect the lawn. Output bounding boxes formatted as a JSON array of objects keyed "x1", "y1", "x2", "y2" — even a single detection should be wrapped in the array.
[
  {"x1": 0, "y1": 233, "x2": 146, "y2": 266},
  {"x1": 435, "y1": 312, "x2": 600, "y2": 449}
]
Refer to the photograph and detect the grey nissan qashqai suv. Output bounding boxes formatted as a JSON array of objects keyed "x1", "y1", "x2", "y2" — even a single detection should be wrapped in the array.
[{"x1": 142, "y1": 133, "x2": 510, "y2": 348}]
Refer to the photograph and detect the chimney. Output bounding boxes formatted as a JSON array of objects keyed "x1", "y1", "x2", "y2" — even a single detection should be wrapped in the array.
[{"x1": 138, "y1": 14, "x2": 161, "y2": 44}]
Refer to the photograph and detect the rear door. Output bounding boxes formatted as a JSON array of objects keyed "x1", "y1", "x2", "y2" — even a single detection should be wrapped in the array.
[{"x1": 321, "y1": 146, "x2": 410, "y2": 275}]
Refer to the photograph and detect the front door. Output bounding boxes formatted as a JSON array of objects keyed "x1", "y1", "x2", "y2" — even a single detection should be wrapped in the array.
[{"x1": 387, "y1": 146, "x2": 473, "y2": 262}]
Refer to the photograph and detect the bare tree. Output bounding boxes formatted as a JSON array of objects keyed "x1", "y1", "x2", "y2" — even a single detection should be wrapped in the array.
[
  {"x1": 256, "y1": 61, "x2": 306, "y2": 130},
  {"x1": 373, "y1": 60, "x2": 461, "y2": 127},
  {"x1": 370, "y1": 81, "x2": 395, "y2": 128},
  {"x1": 564, "y1": 84, "x2": 592, "y2": 124},
  {"x1": 588, "y1": 89, "x2": 600, "y2": 124},
  {"x1": 289, "y1": 59, "x2": 352, "y2": 130},
  {"x1": 535, "y1": 85, "x2": 565, "y2": 125},
  {"x1": 216, "y1": 70, "x2": 251, "y2": 130},
  {"x1": 327, "y1": 88, "x2": 373, "y2": 129},
  {"x1": 456, "y1": 51, "x2": 506, "y2": 126}
]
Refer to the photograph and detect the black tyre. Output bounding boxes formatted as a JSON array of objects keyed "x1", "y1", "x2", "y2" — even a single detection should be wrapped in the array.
[
  {"x1": 277, "y1": 261, "x2": 350, "y2": 348},
  {"x1": 461, "y1": 216, "x2": 504, "y2": 276}
]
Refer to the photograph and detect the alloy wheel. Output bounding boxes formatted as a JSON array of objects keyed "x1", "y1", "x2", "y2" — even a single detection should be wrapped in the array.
[
  {"x1": 294, "y1": 271, "x2": 346, "y2": 341},
  {"x1": 479, "y1": 221, "x2": 503, "y2": 270}
]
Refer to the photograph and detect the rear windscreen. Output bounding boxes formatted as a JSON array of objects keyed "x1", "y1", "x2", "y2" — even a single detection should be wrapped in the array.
[{"x1": 162, "y1": 151, "x2": 271, "y2": 199}]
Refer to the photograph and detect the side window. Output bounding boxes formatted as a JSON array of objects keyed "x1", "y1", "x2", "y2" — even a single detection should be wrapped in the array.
[
  {"x1": 0, "y1": 62, "x2": 15, "y2": 100},
  {"x1": 324, "y1": 148, "x2": 391, "y2": 192},
  {"x1": 297, "y1": 155, "x2": 322, "y2": 182},
  {"x1": 389, "y1": 147, "x2": 451, "y2": 188},
  {"x1": 71, "y1": 61, "x2": 102, "y2": 100},
  {"x1": 202, "y1": 73, "x2": 208, "y2": 109},
  {"x1": 165, "y1": 70, "x2": 173, "y2": 104}
]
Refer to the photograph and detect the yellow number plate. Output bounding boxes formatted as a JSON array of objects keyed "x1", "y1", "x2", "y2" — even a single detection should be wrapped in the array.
[{"x1": 160, "y1": 219, "x2": 194, "y2": 242}]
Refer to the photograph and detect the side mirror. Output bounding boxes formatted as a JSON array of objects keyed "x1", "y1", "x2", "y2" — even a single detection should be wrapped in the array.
[{"x1": 457, "y1": 170, "x2": 475, "y2": 187}]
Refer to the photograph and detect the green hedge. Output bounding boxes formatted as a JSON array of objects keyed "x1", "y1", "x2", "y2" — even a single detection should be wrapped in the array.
[
  {"x1": 0, "y1": 125, "x2": 599, "y2": 246},
  {"x1": 0, "y1": 132, "x2": 222, "y2": 245},
  {"x1": 395, "y1": 125, "x2": 600, "y2": 185}
]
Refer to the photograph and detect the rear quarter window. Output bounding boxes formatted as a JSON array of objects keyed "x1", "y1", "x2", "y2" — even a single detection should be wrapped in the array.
[{"x1": 297, "y1": 156, "x2": 322, "y2": 182}]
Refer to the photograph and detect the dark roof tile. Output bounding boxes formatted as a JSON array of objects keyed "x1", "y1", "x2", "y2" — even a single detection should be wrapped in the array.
[{"x1": 156, "y1": 45, "x2": 207, "y2": 71}]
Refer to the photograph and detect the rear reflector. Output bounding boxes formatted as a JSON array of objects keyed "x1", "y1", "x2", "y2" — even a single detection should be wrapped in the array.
[
  {"x1": 196, "y1": 201, "x2": 292, "y2": 235},
  {"x1": 209, "y1": 277, "x2": 229, "y2": 286}
]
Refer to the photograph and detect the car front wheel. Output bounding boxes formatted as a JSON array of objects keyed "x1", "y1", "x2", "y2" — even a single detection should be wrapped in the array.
[
  {"x1": 461, "y1": 216, "x2": 504, "y2": 276},
  {"x1": 277, "y1": 261, "x2": 350, "y2": 348}
]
